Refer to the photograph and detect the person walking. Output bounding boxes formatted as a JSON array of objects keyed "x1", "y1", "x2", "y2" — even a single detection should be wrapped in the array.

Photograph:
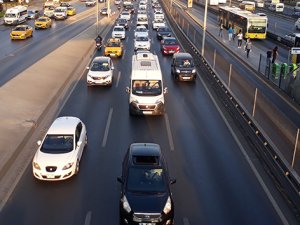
[
  {"x1": 272, "y1": 46, "x2": 278, "y2": 64},
  {"x1": 245, "y1": 38, "x2": 252, "y2": 58},
  {"x1": 228, "y1": 25, "x2": 233, "y2": 41},
  {"x1": 237, "y1": 30, "x2": 243, "y2": 48},
  {"x1": 219, "y1": 23, "x2": 224, "y2": 38},
  {"x1": 266, "y1": 48, "x2": 272, "y2": 66}
]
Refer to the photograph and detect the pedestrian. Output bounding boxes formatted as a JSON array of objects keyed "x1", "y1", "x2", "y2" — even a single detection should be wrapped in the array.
[
  {"x1": 266, "y1": 48, "x2": 272, "y2": 66},
  {"x1": 228, "y1": 25, "x2": 233, "y2": 41},
  {"x1": 237, "y1": 30, "x2": 243, "y2": 48},
  {"x1": 272, "y1": 46, "x2": 278, "y2": 64},
  {"x1": 219, "y1": 23, "x2": 224, "y2": 38},
  {"x1": 245, "y1": 38, "x2": 252, "y2": 58}
]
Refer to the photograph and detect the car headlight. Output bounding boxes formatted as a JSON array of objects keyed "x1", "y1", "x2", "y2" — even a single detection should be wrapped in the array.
[
  {"x1": 176, "y1": 69, "x2": 180, "y2": 73},
  {"x1": 163, "y1": 197, "x2": 172, "y2": 214},
  {"x1": 155, "y1": 98, "x2": 163, "y2": 104},
  {"x1": 33, "y1": 162, "x2": 41, "y2": 170},
  {"x1": 176, "y1": 47, "x2": 180, "y2": 51},
  {"x1": 192, "y1": 69, "x2": 196, "y2": 73},
  {"x1": 122, "y1": 196, "x2": 131, "y2": 213},
  {"x1": 62, "y1": 162, "x2": 74, "y2": 170}
]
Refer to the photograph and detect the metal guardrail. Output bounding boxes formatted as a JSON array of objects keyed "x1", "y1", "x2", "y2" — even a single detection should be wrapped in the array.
[{"x1": 161, "y1": 0, "x2": 300, "y2": 197}]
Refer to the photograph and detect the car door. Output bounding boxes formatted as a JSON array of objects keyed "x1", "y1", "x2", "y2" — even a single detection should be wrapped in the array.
[{"x1": 75, "y1": 122, "x2": 84, "y2": 160}]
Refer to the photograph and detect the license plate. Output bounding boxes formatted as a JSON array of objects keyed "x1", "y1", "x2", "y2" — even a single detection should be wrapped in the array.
[
  {"x1": 110, "y1": 53, "x2": 116, "y2": 56},
  {"x1": 182, "y1": 77, "x2": 191, "y2": 80},
  {"x1": 169, "y1": 50, "x2": 175, "y2": 53},
  {"x1": 139, "y1": 223, "x2": 155, "y2": 225},
  {"x1": 47, "y1": 174, "x2": 55, "y2": 179}
]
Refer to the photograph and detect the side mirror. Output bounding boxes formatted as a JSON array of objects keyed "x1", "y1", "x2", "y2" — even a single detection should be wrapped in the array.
[
  {"x1": 37, "y1": 140, "x2": 42, "y2": 146},
  {"x1": 86, "y1": 66, "x2": 90, "y2": 70},
  {"x1": 126, "y1": 87, "x2": 130, "y2": 93},
  {"x1": 163, "y1": 87, "x2": 168, "y2": 94},
  {"x1": 170, "y1": 178, "x2": 176, "y2": 184},
  {"x1": 117, "y1": 177, "x2": 124, "y2": 184},
  {"x1": 77, "y1": 141, "x2": 82, "y2": 147}
]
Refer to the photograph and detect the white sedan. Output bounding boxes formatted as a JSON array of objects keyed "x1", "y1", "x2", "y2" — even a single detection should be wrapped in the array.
[
  {"x1": 87, "y1": 56, "x2": 114, "y2": 86},
  {"x1": 32, "y1": 117, "x2": 88, "y2": 181},
  {"x1": 134, "y1": 25, "x2": 149, "y2": 37},
  {"x1": 134, "y1": 35, "x2": 151, "y2": 51},
  {"x1": 112, "y1": 25, "x2": 126, "y2": 39}
]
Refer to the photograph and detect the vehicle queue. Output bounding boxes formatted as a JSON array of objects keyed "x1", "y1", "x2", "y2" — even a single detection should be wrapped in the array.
[{"x1": 29, "y1": 0, "x2": 199, "y2": 224}]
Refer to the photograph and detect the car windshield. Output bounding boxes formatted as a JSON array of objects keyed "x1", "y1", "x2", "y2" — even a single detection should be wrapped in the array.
[
  {"x1": 159, "y1": 27, "x2": 170, "y2": 32},
  {"x1": 136, "y1": 36, "x2": 148, "y2": 41},
  {"x1": 5, "y1": 13, "x2": 17, "y2": 18},
  {"x1": 175, "y1": 59, "x2": 194, "y2": 67},
  {"x1": 118, "y1": 19, "x2": 126, "y2": 23},
  {"x1": 107, "y1": 41, "x2": 120, "y2": 47},
  {"x1": 55, "y1": 8, "x2": 65, "y2": 12},
  {"x1": 138, "y1": 17, "x2": 147, "y2": 21},
  {"x1": 91, "y1": 61, "x2": 110, "y2": 71},
  {"x1": 28, "y1": 11, "x2": 35, "y2": 14},
  {"x1": 41, "y1": 135, "x2": 74, "y2": 153},
  {"x1": 132, "y1": 80, "x2": 162, "y2": 96},
  {"x1": 164, "y1": 39, "x2": 178, "y2": 45},
  {"x1": 137, "y1": 28, "x2": 147, "y2": 32},
  {"x1": 37, "y1": 18, "x2": 47, "y2": 22},
  {"x1": 114, "y1": 27, "x2": 124, "y2": 31},
  {"x1": 127, "y1": 167, "x2": 166, "y2": 193},
  {"x1": 14, "y1": 26, "x2": 26, "y2": 31}
]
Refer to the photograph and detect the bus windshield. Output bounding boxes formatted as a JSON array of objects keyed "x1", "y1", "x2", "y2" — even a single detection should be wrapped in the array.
[
  {"x1": 132, "y1": 80, "x2": 162, "y2": 96},
  {"x1": 248, "y1": 19, "x2": 267, "y2": 33}
]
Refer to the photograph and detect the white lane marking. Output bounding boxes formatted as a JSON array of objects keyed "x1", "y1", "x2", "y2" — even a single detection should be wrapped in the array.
[
  {"x1": 122, "y1": 49, "x2": 126, "y2": 60},
  {"x1": 84, "y1": 211, "x2": 92, "y2": 225},
  {"x1": 126, "y1": 36, "x2": 129, "y2": 43},
  {"x1": 102, "y1": 108, "x2": 113, "y2": 147},
  {"x1": 164, "y1": 113, "x2": 175, "y2": 151},
  {"x1": 115, "y1": 71, "x2": 121, "y2": 88},
  {"x1": 197, "y1": 68, "x2": 290, "y2": 225},
  {"x1": 183, "y1": 217, "x2": 190, "y2": 225}
]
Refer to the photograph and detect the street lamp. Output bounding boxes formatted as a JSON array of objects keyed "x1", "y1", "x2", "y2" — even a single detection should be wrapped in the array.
[
  {"x1": 202, "y1": 0, "x2": 208, "y2": 56},
  {"x1": 96, "y1": 0, "x2": 99, "y2": 34}
]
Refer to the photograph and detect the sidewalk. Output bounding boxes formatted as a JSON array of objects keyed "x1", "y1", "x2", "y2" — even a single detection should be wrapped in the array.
[{"x1": 0, "y1": 7, "x2": 118, "y2": 210}]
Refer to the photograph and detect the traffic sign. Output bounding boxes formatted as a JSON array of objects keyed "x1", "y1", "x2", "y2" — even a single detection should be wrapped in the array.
[{"x1": 291, "y1": 47, "x2": 300, "y2": 55}]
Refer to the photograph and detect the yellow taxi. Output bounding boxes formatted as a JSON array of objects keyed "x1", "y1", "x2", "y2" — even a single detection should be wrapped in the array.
[
  {"x1": 10, "y1": 25, "x2": 33, "y2": 40},
  {"x1": 104, "y1": 38, "x2": 123, "y2": 57},
  {"x1": 67, "y1": 6, "x2": 76, "y2": 16},
  {"x1": 34, "y1": 16, "x2": 52, "y2": 29}
]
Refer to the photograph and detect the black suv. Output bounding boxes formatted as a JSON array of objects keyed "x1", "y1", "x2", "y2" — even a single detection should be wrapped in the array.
[
  {"x1": 117, "y1": 18, "x2": 129, "y2": 29},
  {"x1": 117, "y1": 143, "x2": 176, "y2": 225},
  {"x1": 171, "y1": 52, "x2": 197, "y2": 82},
  {"x1": 157, "y1": 26, "x2": 172, "y2": 40}
]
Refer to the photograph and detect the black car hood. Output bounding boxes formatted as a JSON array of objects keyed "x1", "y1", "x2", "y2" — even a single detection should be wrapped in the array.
[{"x1": 127, "y1": 191, "x2": 168, "y2": 213}]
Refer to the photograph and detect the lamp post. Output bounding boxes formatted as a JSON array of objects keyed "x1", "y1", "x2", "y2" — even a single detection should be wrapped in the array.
[
  {"x1": 202, "y1": 0, "x2": 208, "y2": 56},
  {"x1": 96, "y1": 0, "x2": 99, "y2": 34}
]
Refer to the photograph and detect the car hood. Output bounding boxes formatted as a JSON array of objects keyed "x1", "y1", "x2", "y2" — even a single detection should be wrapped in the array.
[
  {"x1": 34, "y1": 149, "x2": 75, "y2": 167},
  {"x1": 127, "y1": 192, "x2": 168, "y2": 213},
  {"x1": 88, "y1": 70, "x2": 112, "y2": 77}
]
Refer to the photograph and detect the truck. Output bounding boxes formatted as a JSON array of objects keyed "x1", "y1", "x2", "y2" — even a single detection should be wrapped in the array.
[{"x1": 126, "y1": 51, "x2": 167, "y2": 116}]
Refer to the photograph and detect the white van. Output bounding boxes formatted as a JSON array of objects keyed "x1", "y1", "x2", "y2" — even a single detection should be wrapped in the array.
[
  {"x1": 126, "y1": 51, "x2": 167, "y2": 116},
  {"x1": 54, "y1": 6, "x2": 68, "y2": 20},
  {"x1": 4, "y1": 6, "x2": 28, "y2": 25},
  {"x1": 295, "y1": 2, "x2": 300, "y2": 12},
  {"x1": 269, "y1": 3, "x2": 284, "y2": 12},
  {"x1": 255, "y1": 0, "x2": 264, "y2": 8}
]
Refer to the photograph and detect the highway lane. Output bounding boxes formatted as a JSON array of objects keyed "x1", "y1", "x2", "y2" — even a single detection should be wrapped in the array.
[
  {"x1": 0, "y1": 2, "x2": 103, "y2": 86},
  {"x1": 0, "y1": 4, "x2": 298, "y2": 225}
]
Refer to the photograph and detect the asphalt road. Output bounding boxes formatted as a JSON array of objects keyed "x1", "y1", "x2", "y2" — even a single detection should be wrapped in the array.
[
  {"x1": 0, "y1": 1, "x2": 100, "y2": 85},
  {"x1": 0, "y1": 3, "x2": 298, "y2": 225}
]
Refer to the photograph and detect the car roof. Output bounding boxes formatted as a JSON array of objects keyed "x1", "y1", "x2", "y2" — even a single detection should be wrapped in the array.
[
  {"x1": 108, "y1": 38, "x2": 121, "y2": 42},
  {"x1": 93, "y1": 56, "x2": 110, "y2": 63},
  {"x1": 173, "y1": 52, "x2": 193, "y2": 59},
  {"x1": 47, "y1": 117, "x2": 81, "y2": 135},
  {"x1": 129, "y1": 143, "x2": 162, "y2": 166}
]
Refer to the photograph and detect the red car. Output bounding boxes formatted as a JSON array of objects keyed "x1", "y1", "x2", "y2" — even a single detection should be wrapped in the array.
[{"x1": 160, "y1": 37, "x2": 180, "y2": 55}]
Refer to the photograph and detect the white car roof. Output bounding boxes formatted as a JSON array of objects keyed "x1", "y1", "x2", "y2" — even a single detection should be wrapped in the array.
[{"x1": 47, "y1": 117, "x2": 81, "y2": 135}]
